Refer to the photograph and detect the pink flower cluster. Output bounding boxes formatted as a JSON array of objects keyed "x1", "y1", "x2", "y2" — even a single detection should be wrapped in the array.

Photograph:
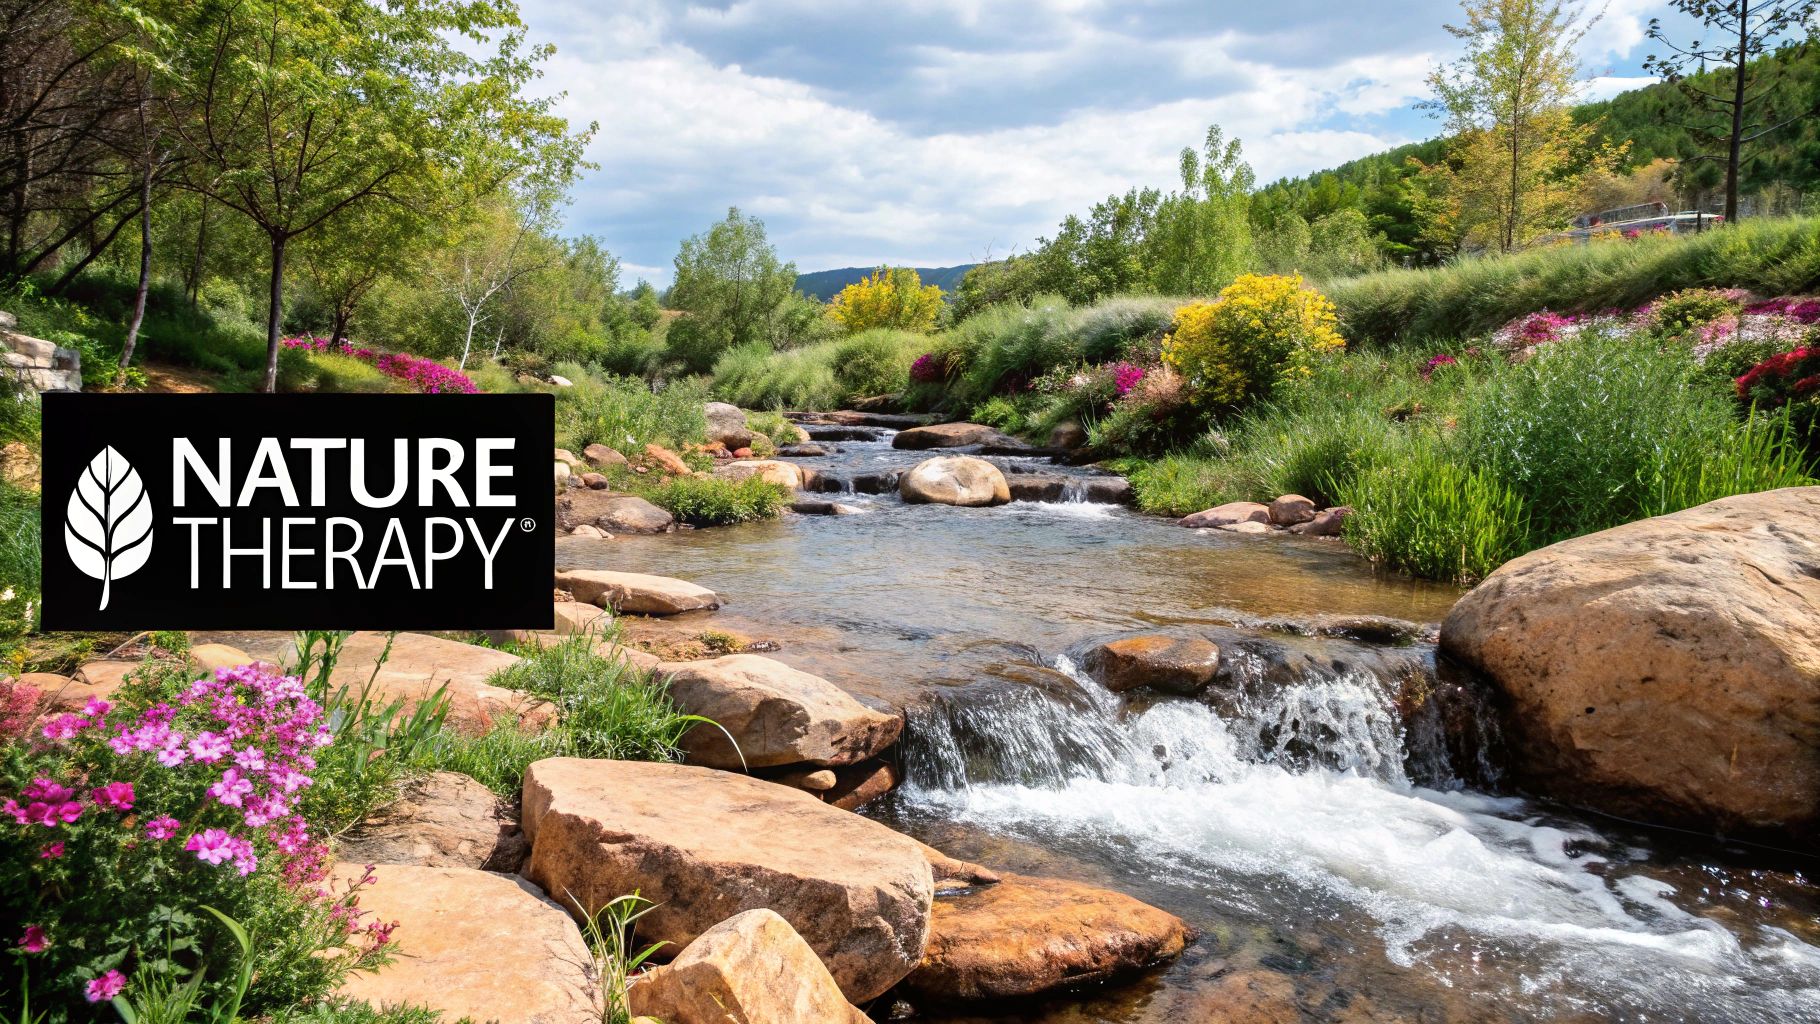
[
  {"x1": 1111, "y1": 362, "x2": 1146, "y2": 397},
  {"x1": 1746, "y1": 297, "x2": 1820, "y2": 324},
  {"x1": 910, "y1": 352, "x2": 947, "y2": 383},
  {"x1": 1420, "y1": 353, "x2": 1458, "y2": 380},
  {"x1": 281, "y1": 336, "x2": 479, "y2": 394}
]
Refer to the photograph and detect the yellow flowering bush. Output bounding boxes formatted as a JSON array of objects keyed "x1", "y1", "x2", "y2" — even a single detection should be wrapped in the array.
[
  {"x1": 828, "y1": 266, "x2": 945, "y2": 334},
  {"x1": 1161, "y1": 274, "x2": 1346, "y2": 406}
]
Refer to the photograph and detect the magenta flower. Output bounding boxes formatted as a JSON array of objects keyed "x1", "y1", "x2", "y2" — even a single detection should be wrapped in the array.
[
  {"x1": 39, "y1": 840, "x2": 64, "y2": 859},
  {"x1": 41, "y1": 713, "x2": 87, "y2": 741},
  {"x1": 18, "y1": 925, "x2": 48, "y2": 953},
  {"x1": 186, "y1": 828, "x2": 236, "y2": 866},
  {"x1": 1110, "y1": 362, "x2": 1146, "y2": 397},
  {"x1": 189, "y1": 731, "x2": 231, "y2": 763},
  {"x1": 85, "y1": 970, "x2": 126, "y2": 1003},
  {"x1": 90, "y1": 781, "x2": 135, "y2": 812},
  {"x1": 145, "y1": 815, "x2": 181, "y2": 841},
  {"x1": 82, "y1": 697, "x2": 113, "y2": 717},
  {"x1": 209, "y1": 768, "x2": 255, "y2": 808}
]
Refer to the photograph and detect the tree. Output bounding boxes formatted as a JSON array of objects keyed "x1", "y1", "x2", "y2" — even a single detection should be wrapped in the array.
[
  {"x1": 1644, "y1": 0, "x2": 1820, "y2": 222},
  {"x1": 827, "y1": 266, "x2": 944, "y2": 333},
  {"x1": 1424, "y1": 0, "x2": 1604, "y2": 251},
  {"x1": 665, "y1": 207, "x2": 800, "y2": 372},
  {"x1": 294, "y1": 198, "x2": 430, "y2": 347},
  {"x1": 1145, "y1": 125, "x2": 1254, "y2": 294}
]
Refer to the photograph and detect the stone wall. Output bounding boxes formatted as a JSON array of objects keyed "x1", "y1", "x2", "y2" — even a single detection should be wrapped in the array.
[{"x1": 0, "y1": 311, "x2": 81, "y2": 392}]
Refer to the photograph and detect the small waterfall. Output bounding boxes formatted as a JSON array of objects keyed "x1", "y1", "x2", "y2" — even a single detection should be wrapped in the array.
[{"x1": 1059, "y1": 478, "x2": 1088, "y2": 503}]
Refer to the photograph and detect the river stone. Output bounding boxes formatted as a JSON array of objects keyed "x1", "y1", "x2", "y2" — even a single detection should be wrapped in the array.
[
  {"x1": 327, "y1": 631, "x2": 551, "y2": 737},
  {"x1": 790, "y1": 499, "x2": 862, "y2": 516},
  {"x1": 1440, "y1": 487, "x2": 1820, "y2": 836},
  {"x1": 553, "y1": 447, "x2": 582, "y2": 466},
  {"x1": 1049, "y1": 420, "x2": 1087, "y2": 449},
  {"x1": 705, "y1": 401, "x2": 756, "y2": 451},
  {"x1": 716, "y1": 459, "x2": 808, "y2": 490},
  {"x1": 555, "y1": 568, "x2": 721, "y2": 615},
  {"x1": 778, "y1": 442, "x2": 827, "y2": 457},
  {"x1": 1179, "y1": 501, "x2": 1270, "y2": 528},
  {"x1": 892, "y1": 422, "x2": 1011, "y2": 450},
  {"x1": 582, "y1": 443, "x2": 627, "y2": 468},
  {"x1": 339, "y1": 771, "x2": 526, "y2": 871},
  {"x1": 899, "y1": 456, "x2": 1010, "y2": 507},
  {"x1": 1289, "y1": 505, "x2": 1351, "y2": 537},
  {"x1": 1217, "y1": 520, "x2": 1273, "y2": 535},
  {"x1": 332, "y1": 863, "x2": 596, "y2": 1024},
  {"x1": 824, "y1": 758, "x2": 901, "y2": 811},
  {"x1": 901, "y1": 873, "x2": 1194, "y2": 1001},
  {"x1": 1268, "y1": 494, "x2": 1318, "y2": 526},
  {"x1": 568, "y1": 523, "x2": 609, "y2": 539},
  {"x1": 657, "y1": 653, "x2": 902, "y2": 768},
  {"x1": 578, "y1": 471, "x2": 608, "y2": 489},
  {"x1": 629, "y1": 909, "x2": 870, "y2": 1024},
  {"x1": 521, "y1": 757, "x2": 934, "y2": 1002},
  {"x1": 1083, "y1": 635, "x2": 1221, "y2": 695},
  {"x1": 559, "y1": 489, "x2": 674, "y2": 534}
]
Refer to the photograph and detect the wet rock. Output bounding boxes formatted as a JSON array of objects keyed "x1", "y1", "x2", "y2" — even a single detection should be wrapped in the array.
[
  {"x1": 901, "y1": 873, "x2": 1194, "y2": 1001},
  {"x1": 556, "y1": 568, "x2": 722, "y2": 615},
  {"x1": 643, "y1": 443, "x2": 692, "y2": 475},
  {"x1": 715, "y1": 459, "x2": 809, "y2": 490},
  {"x1": 793, "y1": 410, "x2": 935, "y2": 429},
  {"x1": 1083, "y1": 635, "x2": 1221, "y2": 695},
  {"x1": 629, "y1": 909, "x2": 871, "y2": 1024},
  {"x1": 1268, "y1": 494, "x2": 1317, "y2": 526},
  {"x1": 790, "y1": 499, "x2": 863, "y2": 516},
  {"x1": 705, "y1": 401, "x2": 756, "y2": 451},
  {"x1": 1289, "y1": 505, "x2": 1351, "y2": 536},
  {"x1": 899, "y1": 456, "x2": 1010, "y2": 507},
  {"x1": 1049, "y1": 420, "x2": 1087, "y2": 449},
  {"x1": 805, "y1": 469, "x2": 901, "y2": 495},
  {"x1": 892, "y1": 422, "x2": 1014, "y2": 450},
  {"x1": 568, "y1": 523, "x2": 610, "y2": 539},
  {"x1": 1179, "y1": 501, "x2": 1270, "y2": 528},
  {"x1": 825, "y1": 757, "x2": 901, "y2": 810},
  {"x1": 1441, "y1": 487, "x2": 1820, "y2": 837},
  {"x1": 340, "y1": 771, "x2": 526, "y2": 871},
  {"x1": 558, "y1": 490, "x2": 674, "y2": 534},
  {"x1": 582, "y1": 443, "x2": 627, "y2": 468},
  {"x1": 332, "y1": 863, "x2": 596, "y2": 1024},
  {"x1": 917, "y1": 843, "x2": 1000, "y2": 888},
  {"x1": 521, "y1": 757, "x2": 934, "y2": 1002},
  {"x1": 1165, "y1": 970, "x2": 1301, "y2": 1023},
  {"x1": 657, "y1": 654, "x2": 902, "y2": 768},
  {"x1": 804, "y1": 424, "x2": 887, "y2": 442},
  {"x1": 327, "y1": 632, "x2": 550, "y2": 736},
  {"x1": 1217, "y1": 520, "x2": 1274, "y2": 535},
  {"x1": 777, "y1": 442, "x2": 828, "y2": 457},
  {"x1": 1006, "y1": 474, "x2": 1132, "y2": 504}
]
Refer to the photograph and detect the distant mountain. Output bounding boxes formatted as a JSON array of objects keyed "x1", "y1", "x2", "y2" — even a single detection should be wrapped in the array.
[{"x1": 795, "y1": 264, "x2": 977, "y2": 301}]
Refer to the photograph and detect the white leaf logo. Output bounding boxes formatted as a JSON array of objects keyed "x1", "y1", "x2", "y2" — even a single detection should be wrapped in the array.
[{"x1": 64, "y1": 446, "x2": 154, "y2": 610}]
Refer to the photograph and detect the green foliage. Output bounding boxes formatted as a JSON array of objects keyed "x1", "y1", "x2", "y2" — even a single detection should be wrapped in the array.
[
  {"x1": 645, "y1": 475, "x2": 791, "y2": 526},
  {"x1": 1649, "y1": 287, "x2": 1743, "y2": 334},
  {"x1": 299, "y1": 352, "x2": 409, "y2": 394},
  {"x1": 575, "y1": 893, "x2": 666, "y2": 1024},
  {"x1": 552, "y1": 371, "x2": 710, "y2": 453},
  {"x1": 264, "y1": 999, "x2": 451, "y2": 1024},
  {"x1": 1067, "y1": 295, "x2": 1182, "y2": 362},
  {"x1": 743, "y1": 410, "x2": 800, "y2": 448},
  {"x1": 830, "y1": 329, "x2": 924, "y2": 398},
  {"x1": 708, "y1": 342, "x2": 844, "y2": 411},
  {"x1": 947, "y1": 296, "x2": 1074, "y2": 407},
  {"x1": 666, "y1": 208, "x2": 805, "y2": 373},
  {"x1": 1339, "y1": 448, "x2": 1534, "y2": 584},
  {"x1": 1160, "y1": 275, "x2": 1346, "y2": 407}
]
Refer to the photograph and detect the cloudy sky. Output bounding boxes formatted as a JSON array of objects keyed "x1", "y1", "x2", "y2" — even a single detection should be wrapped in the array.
[{"x1": 516, "y1": 0, "x2": 1683, "y2": 285}]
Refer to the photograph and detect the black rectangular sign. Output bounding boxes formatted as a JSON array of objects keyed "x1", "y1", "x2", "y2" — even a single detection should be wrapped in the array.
[{"x1": 40, "y1": 393, "x2": 554, "y2": 631}]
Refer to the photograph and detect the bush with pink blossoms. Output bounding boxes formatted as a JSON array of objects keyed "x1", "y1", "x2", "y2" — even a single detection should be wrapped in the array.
[
  {"x1": 281, "y1": 337, "x2": 479, "y2": 395},
  {"x1": 1, "y1": 662, "x2": 392, "y2": 1019}
]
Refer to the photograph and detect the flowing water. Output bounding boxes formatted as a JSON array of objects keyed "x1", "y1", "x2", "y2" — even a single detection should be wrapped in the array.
[{"x1": 560, "y1": 435, "x2": 1820, "y2": 1023}]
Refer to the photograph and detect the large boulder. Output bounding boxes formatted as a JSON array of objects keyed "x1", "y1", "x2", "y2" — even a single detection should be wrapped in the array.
[
  {"x1": 705, "y1": 402, "x2": 757, "y2": 451},
  {"x1": 901, "y1": 873, "x2": 1194, "y2": 1001},
  {"x1": 643, "y1": 443, "x2": 692, "y2": 476},
  {"x1": 554, "y1": 568, "x2": 721, "y2": 615},
  {"x1": 558, "y1": 490, "x2": 674, "y2": 534},
  {"x1": 1440, "y1": 487, "x2": 1820, "y2": 836},
  {"x1": 521, "y1": 758, "x2": 934, "y2": 1002},
  {"x1": 658, "y1": 654, "x2": 902, "y2": 769},
  {"x1": 327, "y1": 631, "x2": 550, "y2": 736},
  {"x1": 891, "y1": 422, "x2": 1011, "y2": 450},
  {"x1": 332, "y1": 863, "x2": 597, "y2": 1024},
  {"x1": 1081, "y1": 635, "x2": 1221, "y2": 695},
  {"x1": 628, "y1": 909, "x2": 870, "y2": 1024},
  {"x1": 339, "y1": 771, "x2": 526, "y2": 871},
  {"x1": 715, "y1": 459, "x2": 808, "y2": 490},
  {"x1": 1179, "y1": 501, "x2": 1270, "y2": 528},
  {"x1": 0, "y1": 327, "x2": 81, "y2": 392},
  {"x1": 899, "y1": 456, "x2": 1010, "y2": 507},
  {"x1": 1267, "y1": 494, "x2": 1317, "y2": 526},
  {"x1": 582, "y1": 443, "x2": 627, "y2": 469}
]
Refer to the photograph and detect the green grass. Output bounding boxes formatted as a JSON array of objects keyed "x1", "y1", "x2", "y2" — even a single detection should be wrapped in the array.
[
  {"x1": 265, "y1": 999, "x2": 455, "y2": 1024},
  {"x1": 300, "y1": 352, "x2": 410, "y2": 393},
  {"x1": 708, "y1": 341, "x2": 845, "y2": 410},
  {"x1": 1327, "y1": 216, "x2": 1820, "y2": 347},
  {"x1": 552, "y1": 367, "x2": 710, "y2": 453},
  {"x1": 645, "y1": 475, "x2": 791, "y2": 526},
  {"x1": 1339, "y1": 447, "x2": 1533, "y2": 584}
]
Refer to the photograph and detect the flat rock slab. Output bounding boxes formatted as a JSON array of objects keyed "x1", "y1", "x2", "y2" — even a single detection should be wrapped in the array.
[
  {"x1": 902, "y1": 873, "x2": 1194, "y2": 1001},
  {"x1": 891, "y1": 422, "x2": 1014, "y2": 450},
  {"x1": 629, "y1": 909, "x2": 870, "y2": 1024},
  {"x1": 328, "y1": 631, "x2": 549, "y2": 736},
  {"x1": 332, "y1": 863, "x2": 597, "y2": 1024},
  {"x1": 1179, "y1": 501, "x2": 1269, "y2": 528},
  {"x1": 715, "y1": 459, "x2": 810, "y2": 490},
  {"x1": 559, "y1": 490, "x2": 674, "y2": 534},
  {"x1": 658, "y1": 654, "x2": 902, "y2": 769},
  {"x1": 339, "y1": 771, "x2": 526, "y2": 871},
  {"x1": 1082, "y1": 635, "x2": 1221, "y2": 694},
  {"x1": 555, "y1": 568, "x2": 721, "y2": 615},
  {"x1": 521, "y1": 757, "x2": 934, "y2": 1002}
]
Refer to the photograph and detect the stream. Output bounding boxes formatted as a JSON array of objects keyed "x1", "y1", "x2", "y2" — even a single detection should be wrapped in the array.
[{"x1": 557, "y1": 433, "x2": 1820, "y2": 1023}]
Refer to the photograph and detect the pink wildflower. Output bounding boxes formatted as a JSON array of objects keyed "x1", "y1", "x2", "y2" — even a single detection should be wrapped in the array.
[
  {"x1": 186, "y1": 828, "x2": 236, "y2": 866},
  {"x1": 90, "y1": 781, "x2": 135, "y2": 812},
  {"x1": 85, "y1": 970, "x2": 126, "y2": 1003},
  {"x1": 39, "y1": 840, "x2": 64, "y2": 859},
  {"x1": 145, "y1": 815, "x2": 181, "y2": 840},
  {"x1": 18, "y1": 925, "x2": 48, "y2": 953}
]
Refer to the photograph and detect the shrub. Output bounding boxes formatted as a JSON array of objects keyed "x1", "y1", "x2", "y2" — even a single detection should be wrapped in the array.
[
  {"x1": 1735, "y1": 341, "x2": 1820, "y2": 455},
  {"x1": 1161, "y1": 274, "x2": 1345, "y2": 408},
  {"x1": 303, "y1": 352, "x2": 409, "y2": 394},
  {"x1": 708, "y1": 342, "x2": 843, "y2": 411},
  {"x1": 2, "y1": 663, "x2": 393, "y2": 1018},
  {"x1": 646, "y1": 475, "x2": 791, "y2": 526},
  {"x1": 1339, "y1": 448, "x2": 1533, "y2": 585},
  {"x1": 553, "y1": 371, "x2": 710, "y2": 453},
  {"x1": 280, "y1": 339, "x2": 477, "y2": 395},
  {"x1": 1092, "y1": 365, "x2": 1204, "y2": 455},
  {"x1": 827, "y1": 268, "x2": 943, "y2": 334},
  {"x1": 1066, "y1": 296, "x2": 1181, "y2": 363},
  {"x1": 946, "y1": 296, "x2": 1074, "y2": 407},
  {"x1": 831, "y1": 329, "x2": 922, "y2": 398},
  {"x1": 1649, "y1": 287, "x2": 1743, "y2": 335}
]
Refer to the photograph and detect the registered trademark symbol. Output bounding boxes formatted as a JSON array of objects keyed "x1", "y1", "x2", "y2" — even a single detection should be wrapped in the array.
[{"x1": 519, "y1": 517, "x2": 536, "y2": 532}]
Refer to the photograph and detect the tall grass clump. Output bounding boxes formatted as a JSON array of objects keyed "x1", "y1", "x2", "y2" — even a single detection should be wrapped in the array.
[
  {"x1": 708, "y1": 342, "x2": 843, "y2": 410},
  {"x1": 830, "y1": 329, "x2": 925, "y2": 399},
  {"x1": 945, "y1": 295, "x2": 1074, "y2": 407},
  {"x1": 646, "y1": 475, "x2": 791, "y2": 526},
  {"x1": 1328, "y1": 216, "x2": 1820, "y2": 346},
  {"x1": 553, "y1": 368, "x2": 710, "y2": 453},
  {"x1": 1340, "y1": 448, "x2": 1533, "y2": 584},
  {"x1": 1066, "y1": 295, "x2": 1182, "y2": 362}
]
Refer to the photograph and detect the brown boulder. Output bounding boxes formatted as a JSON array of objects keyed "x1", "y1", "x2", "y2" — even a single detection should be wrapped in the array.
[
  {"x1": 629, "y1": 909, "x2": 870, "y2": 1024},
  {"x1": 643, "y1": 443, "x2": 692, "y2": 475},
  {"x1": 1440, "y1": 487, "x2": 1820, "y2": 836},
  {"x1": 1082, "y1": 635, "x2": 1221, "y2": 694},
  {"x1": 582, "y1": 443, "x2": 627, "y2": 468},
  {"x1": 555, "y1": 568, "x2": 721, "y2": 615},
  {"x1": 715, "y1": 459, "x2": 808, "y2": 490},
  {"x1": 824, "y1": 758, "x2": 901, "y2": 810},
  {"x1": 1178, "y1": 501, "x2": 1269, "y2": 528},
  {"x1": 521, "y1": 757, "x2": 934, "y2": 1002},
  {"x1": 327, "y1": 631, "x2": 551, "y2": 736},
  {"x1": 187, "y1": 643, "x2": 260, "y2": 675},
  {"x1": 558, "y1": 490, "x2": 674, "y2": 534},
  {"x1": 901, "y1": 873, "x2": 1193, "y2": 1001},
  {"x1": 1048, "y1": 421, "x2": 1087, "y2": 449},
  {"x1": 1289, "y1": 505, "x2": 1351, "y2": 536},
  {"x1": 339, "y1": 771, "x2": 525, "y2": 871},
  {"x1": 332, "y1": 863, "x2": 596, "y2": 1024},
  {"x1": 579, "y1": 471, "x2": 608, "y2": 489},
  {"x1": 891, "y1": 422, "x2": 1011, "y2": 450},
  {"x1": 705, "y1": 401, "x2": 757, "y2": 451},
  {"x1": 899, "y1": 456, "x2": 1010, "y2": 507},
  {"x1": 657, "y1": 654, "x2": 902, "y2": 768},
  {"x1": 1267, "y1": 494, "x2": 1317, "y2": 526}
]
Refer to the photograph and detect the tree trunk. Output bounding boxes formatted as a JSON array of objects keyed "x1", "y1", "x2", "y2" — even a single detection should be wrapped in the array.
[
  {"x1": 187, "y1": 198, "x2": 210, "y2": 307},
  {"x1": 329, "y1": 304, "x2": 351, "y2": 348},
  {"x1": 1725, "y1": 5, "x2": 1748, "y2": 223},
  {"x1": 263, "y1": 235, "x2": 286, "y2": 393},
  {"x1": 118, "y1": 165, "x2": 154, "y2": 384}
]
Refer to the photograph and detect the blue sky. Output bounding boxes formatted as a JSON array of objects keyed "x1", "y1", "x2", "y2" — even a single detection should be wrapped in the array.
[{"x1": 516, "y1": 0, "x2": 1684, "y2": 286}]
